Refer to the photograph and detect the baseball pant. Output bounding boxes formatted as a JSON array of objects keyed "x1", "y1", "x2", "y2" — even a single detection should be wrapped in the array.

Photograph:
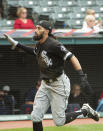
[{"x1": 31, "y1": 73, "x2": 71, "y2": 126}]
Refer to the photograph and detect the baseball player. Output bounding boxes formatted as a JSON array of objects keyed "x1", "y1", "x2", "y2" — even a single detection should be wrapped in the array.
[{"x1": 4, "y1": 20, "x2": 99, "y2": 131}]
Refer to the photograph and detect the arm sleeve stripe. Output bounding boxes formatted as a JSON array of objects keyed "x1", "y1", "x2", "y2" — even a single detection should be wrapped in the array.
[
  {"x1": 64, "y1": 52, "x2": 72, "y2": 60},
  {"x1": 33, "y1": 50, "x2": 36, "y2": 55}
]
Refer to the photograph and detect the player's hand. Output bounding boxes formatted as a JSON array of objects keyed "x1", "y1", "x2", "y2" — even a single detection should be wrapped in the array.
[
  {"x1": 80, "y1": 74, "x2": 93, "y2": 95},
  {"x1": 4, "y1": 34, "x2": 18, "y2": 50}
]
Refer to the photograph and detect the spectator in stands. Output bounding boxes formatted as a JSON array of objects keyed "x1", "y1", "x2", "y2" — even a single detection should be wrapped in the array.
[
  {"x1": 82, "y1": 9, "x2": 102, "y2": 30},
  {"x1": 96, "y1": 91, "x2": 103, "y2": 112},
  {"x1": 0, "y1": 89, "x2": 7, "y2": 115},
  {"x1": 0, "y1": 0, "x2": 4, "y2": 19},
  {"x1": 99, "y1": 92, "x2": 103, "y2": 100},
  {"x1": 25, "y1": 80, "x2": 41, "y2": 105},
  {"x1": 14, "y1": 7, "x2": 35, "y2": 29},
  {"x1": 67, "y1": 84, "x2": 87, "y2": 112},
  {"x1": 2, "y1": 85, "x2": 15, "y2": 114},
  {"x1": 82, "y1": 15, "x2": 101, "y2": 31},
  {"x1": 21, "y1": 80, "x2": 41, "y2": 114}
]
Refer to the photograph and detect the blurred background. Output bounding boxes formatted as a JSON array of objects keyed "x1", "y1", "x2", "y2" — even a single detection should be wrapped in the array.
[{"x1": 0, "y1": 0, "x2": 103, "y2": 29}]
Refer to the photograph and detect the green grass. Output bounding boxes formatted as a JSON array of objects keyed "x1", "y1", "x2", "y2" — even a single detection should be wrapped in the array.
[{"x1": 1, "y1": 124, "x2": 103, "y2": 131}]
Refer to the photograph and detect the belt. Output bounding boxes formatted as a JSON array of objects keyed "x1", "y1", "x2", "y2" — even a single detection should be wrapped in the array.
[
  {"x1": 42, "y1": 73, "x2": 63, "y2": 83},
  {"x1": 43, "y1": 78, "x2": 57, "y2": 83}
]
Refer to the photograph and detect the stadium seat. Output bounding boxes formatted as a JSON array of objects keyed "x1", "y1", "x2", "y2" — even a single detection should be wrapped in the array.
[
  {"x1": 57, "y1": 13, "x2": 70, "y2": 20},
  {"x1": 26, "y1": 0, "x2": 39, "y2": 6},
  {"x1": 92, "y1": 6, "x2": 102, "y2": 13},
  {"x1": 78, "y1": 0, "x2": 96, "y2": 6},
  {"x1": 54, "y1": 7, "x2": 71, "y2": 13},
  {"x1": 58, "y1": 0, "x2": 77, "y2": 7},
  {"x1": 6, "y1": 20, "x2": 14, "y2": 26},
  {"x1": 6, "y1": 0, "x2": 38, "y2": 8},
  {"x1": 69, "y1": 12, "x2": 85, "y2": 19},
  {"x1": 95, "y1": 13, "x2": 101, "y2": 18},
  {"x1": 54, "y1": 20, "x2": 65, "y2": 29},
  {"x1": 0, "y1": 19, "x2": 14, "y2": 29},
  {"x1": 39, "y1": 0, "x2": 57, "y2": 7},
  {"x1": 96, "y1": 0, "x2": 103, "y2": 6},
  {"x1": 99, "y1": 7, "x2": 103, "y2": 13},
  {"x1": 41, "y1": 7, "x2": 54, "y2": 13},
  {"x1": 38, "y1": 14, "x2": 49, "y2": 21},
  {"x1": 47, "y1": 0, "x2": 57, "y2": 7},
  {"x1": 33, "y1": 6, "x2": 41, "y2": 13},
  {"x1": 72, "y1": 7, "x2": 87, "y2": 13},
  {"x1": 67, "y1": 19, "x2": 83, "y2": 28},
  {"x1": 100, "y1": 13, "x2": 103, "y2": 19},
  {"x1": 6, "y1": 0, "x2": 18, "y2": 6}
]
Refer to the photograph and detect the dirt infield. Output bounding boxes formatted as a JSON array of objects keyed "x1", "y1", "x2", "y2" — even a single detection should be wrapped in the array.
[{"x1": 0, "y1": 118, "x2": 103, "y2": 130}]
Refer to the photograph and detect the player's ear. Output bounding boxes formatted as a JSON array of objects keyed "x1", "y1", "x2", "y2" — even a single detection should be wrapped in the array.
[{"x1": 45, "y1": 29, "x2": 49, "y2": 35}]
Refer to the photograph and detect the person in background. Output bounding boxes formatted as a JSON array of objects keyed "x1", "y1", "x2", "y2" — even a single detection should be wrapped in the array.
[
  {"x1": 96, "y1": 91, "x2": 103, "y2": 112},
  {"x1": 0, "y1": 89, "x2": 6, "y2": 114},
  {"x1": 22, "y1": 80, "x2": 51, "y2": 114},
  {"x1": 82, "y1": 15, "x2": 101, "y2": 31},
  {"x1": 0, "y1": 0, "x2": 4, "y2": 19},
  {"x1": 14, "y1": 7, "x2": 35, "y2": 29},
  {"x1": 21, "y1": 80, "x2": 41, "y2": 114},
  {"x1": 2, "y1": 85, "x2": 15, "y2": 114},
  {"x1": 25, "y1": 80, "x2": 41, "y2": 105},
  {"x1": 82, "y1": 9, "x2": 102, "y2": 29},
  {"x1": 99, "y1": 92, "x2": 103, "y2": 100},
  {"x1": 68, "y1": 84, "x2": 88, "y2": 108}
]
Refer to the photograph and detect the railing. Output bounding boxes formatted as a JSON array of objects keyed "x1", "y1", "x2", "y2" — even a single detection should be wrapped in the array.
[{"x1": 0, "y1": 29, "x2": 103, "y2": 45}]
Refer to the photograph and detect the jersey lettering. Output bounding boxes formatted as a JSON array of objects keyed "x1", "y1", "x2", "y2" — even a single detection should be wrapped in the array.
[{"x1": 41, "y1": 50, "x2": 52, "y2": 67}]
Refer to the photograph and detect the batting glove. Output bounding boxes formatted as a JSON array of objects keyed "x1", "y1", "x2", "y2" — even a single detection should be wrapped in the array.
[{"x1": 4, "y1": 34, "x2": 18, "y2": 50}]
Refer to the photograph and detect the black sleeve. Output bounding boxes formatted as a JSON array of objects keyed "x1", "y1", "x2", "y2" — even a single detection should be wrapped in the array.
[
  {"x1": 17, "y1": 43, "x2": 36, "y2": 55},
  {"x1": 53, "y1": 43, "x2": 73, "y2": 61}
]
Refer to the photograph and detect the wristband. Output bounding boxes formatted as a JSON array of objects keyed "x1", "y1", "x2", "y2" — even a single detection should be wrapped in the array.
[
  {"x1": 77, "y1": 69, "x2": 85, "y2": 76},
  {"x1": 7, "y1": 35, "x2": 18, "y2": 46}
]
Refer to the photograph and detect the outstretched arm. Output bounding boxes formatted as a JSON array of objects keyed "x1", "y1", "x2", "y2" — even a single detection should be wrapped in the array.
[
  {"x1": 17, "y1": 44, "x2": 35, "y2": 55},
  {"x1": 4, "y1": 34, "x2": 35, "y2": 55}
]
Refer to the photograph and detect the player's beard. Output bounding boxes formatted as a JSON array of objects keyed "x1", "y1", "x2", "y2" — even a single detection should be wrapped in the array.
[{"x1": 33, "y1": 32, "x2": 44, "y2": 41}]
